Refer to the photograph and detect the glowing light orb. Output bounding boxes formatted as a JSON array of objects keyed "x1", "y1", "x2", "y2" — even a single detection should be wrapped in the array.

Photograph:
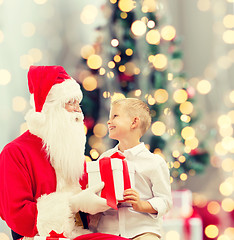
[
  {"x1": 21, "y1": 22, "x2": 35, "y2": 37},
  {"x1": 87, "y1": 54, "x2": 102, "y2": 69},
  {"x1": 80, "y1": 5, "x2": 98, "y2": 24},
  {"x1": 179, "y1": 101, "x2": 194, "y2": 115},
  {"x1": 93, "y1": 123, "x2": 108, "y2": 138},
  {"x1": 118, "y1": 0, "x2": 136, "y2": 12},
  {"x1": 82, "y1": 76, "x2": 97, "y2": 91},
  {"x1": 173, "y1": 89, "x2": 188, "y2": 103},
  {"x1": 161, "y1": 25, "x2": 176, "y2": 41},
  {"x1": 151, "y1": 121, "x2": 166, "y2": 136},
  {"x1": 0, "y1": 69, "x2": 11, "y2": 85},
  {"x1": 207, "y1": 201, "x2": 220, "y2": 215},
  {"x1": 146, "y1": 29, "x2": 160, "y2": 45},
  {"x1": 81, "y1": 45, "x2": 95, "y2": 59},
  {"x1": 205, "y1": 225, "x2": 219, "y2": 238},
  {"x1": 152, "y1": 54, "x2": 168, "y2": 71},
  {"x1": 111, "y1": 93, "x2": 125, "y2": 102},
  {"x1": 181, "y1": 126, "x2": 195, "y2": 140},
  {"x1": 131, "y1": 20, "x2": 147, "y2": 36},
  {"x1": 111, "y1": 39, "x2": 119, "y2": 47},
  {"x1": 154, "y1": 89, "x2": 168, "y2": 103},
  {"x1": 12, "y1": 96, "x2": 27, "y2": 112}
]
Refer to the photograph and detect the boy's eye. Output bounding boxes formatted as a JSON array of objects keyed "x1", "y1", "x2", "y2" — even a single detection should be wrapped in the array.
[{"x1": 113, "y1": 114, "x2": 118, "y2": 118}]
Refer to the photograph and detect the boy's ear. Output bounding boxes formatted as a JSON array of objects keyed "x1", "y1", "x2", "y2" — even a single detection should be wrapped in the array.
[{"x1": 131, "y1": 117, "x2": 140, "y2": 129}]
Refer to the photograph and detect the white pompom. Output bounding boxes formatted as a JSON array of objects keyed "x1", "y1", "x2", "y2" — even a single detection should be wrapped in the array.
[{"x1": 25, "y1": 110, "x2": 46, "y2": 136}]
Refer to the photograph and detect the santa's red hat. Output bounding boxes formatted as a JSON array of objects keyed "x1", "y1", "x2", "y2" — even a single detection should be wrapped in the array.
[{"x1": 27, "y1": 65, "x2": 82, "y2": 112}]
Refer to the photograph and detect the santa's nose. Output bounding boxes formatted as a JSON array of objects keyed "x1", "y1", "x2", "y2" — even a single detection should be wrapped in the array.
[{"x1": 74, "y1": 104, "x2": 82, "y2": 112}]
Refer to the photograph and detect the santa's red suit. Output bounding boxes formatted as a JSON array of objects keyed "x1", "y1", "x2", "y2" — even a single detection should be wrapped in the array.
[{"x1": 0, "y1": 66, "x2": 128, "y2": 240}]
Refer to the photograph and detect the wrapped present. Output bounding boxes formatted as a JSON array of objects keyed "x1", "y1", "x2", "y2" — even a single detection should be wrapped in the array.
[
  {"x1": 34, "y1": 238, "x2": 70, "y2": 240},
  {"x1": 87, "y1": 152, "x2": 135, "y2": 210},
  {"x1": 165, "y1": 189, "x2": 193, "y2": 218},
  {"x1": 162, "y1": 216, "x2": 203, "y2": 240},
  {"x1": 34, "y1": 231, "x2": 70, "y2": 240}
]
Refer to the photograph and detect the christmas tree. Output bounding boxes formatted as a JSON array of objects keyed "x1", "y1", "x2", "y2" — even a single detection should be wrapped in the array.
[{"x1": 79, "y1": 0, "x2": 210, "y2": 184}]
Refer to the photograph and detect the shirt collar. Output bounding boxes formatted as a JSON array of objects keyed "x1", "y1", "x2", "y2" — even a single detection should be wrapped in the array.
[{"x1": 114, "y1": 142, "x2": 145, "y2": 157}]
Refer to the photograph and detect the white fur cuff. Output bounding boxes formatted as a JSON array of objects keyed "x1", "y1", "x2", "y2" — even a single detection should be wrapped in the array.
[{"x1": 36, "y1": 191, "x2": 74, "y2": 237}]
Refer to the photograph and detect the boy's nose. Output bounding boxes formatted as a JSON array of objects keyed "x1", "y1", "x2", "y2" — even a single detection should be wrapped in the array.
[{"x1": 107, "y1": 119, "x2": 110, "y2": 124}]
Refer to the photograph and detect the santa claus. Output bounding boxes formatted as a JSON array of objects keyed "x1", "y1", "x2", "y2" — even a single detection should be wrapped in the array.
[{"x1": 0, "y1": 66, "x2": 128, "y2": 240}]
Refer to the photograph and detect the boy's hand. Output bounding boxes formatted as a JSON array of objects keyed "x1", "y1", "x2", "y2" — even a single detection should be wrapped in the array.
[
  {"x1": 123, "y1": 188, "x2": 158, "y2": 214},
  {"x1": 123, "y1": 188, "x2": 144, "y2": 212}
]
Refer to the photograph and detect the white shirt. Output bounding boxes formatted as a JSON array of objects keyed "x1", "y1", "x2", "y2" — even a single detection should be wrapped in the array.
[{"x1": 96, "y1": 143, "x2": 172, "y2": 238}]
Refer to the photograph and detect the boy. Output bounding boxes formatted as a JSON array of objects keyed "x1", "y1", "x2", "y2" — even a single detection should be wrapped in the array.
[{"x1": 94, "y1": 98, "x2": 172, "y2": 240}]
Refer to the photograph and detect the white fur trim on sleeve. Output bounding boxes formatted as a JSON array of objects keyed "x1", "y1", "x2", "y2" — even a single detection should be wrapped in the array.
[{"x1": 36, "y1": 191, "x2": 74, "y2": 237}]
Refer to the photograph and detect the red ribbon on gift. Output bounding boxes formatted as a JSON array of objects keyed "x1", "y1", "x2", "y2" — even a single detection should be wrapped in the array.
[
  {"x1": 99, "y1": 152, "x2": 131, "y2": 210},
  {"x1": 49, "y1": 230, "x2": 66, "y2": 238}
]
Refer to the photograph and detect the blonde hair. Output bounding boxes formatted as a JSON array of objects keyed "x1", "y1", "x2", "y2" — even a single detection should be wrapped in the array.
[{"x1": 112, "y1": 98, "x2": 151, "y2": 136}]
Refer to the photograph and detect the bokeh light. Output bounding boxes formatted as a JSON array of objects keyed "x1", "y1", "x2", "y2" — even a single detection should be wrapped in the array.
[
  {"x1": 179, "y1": 101, "x2": 193, "y2": 115},
  {"x1": 151, "y1": 121, "x2": 166, "y2": 136},
  {"x1": 81, "y1": 45, "x2": 95, "y2": 59},
  {"x1": 223, "y1": 14, "x2": 234, "y2": 28},
  {"x1": 20, "y1": 55, "x2": 34, "y2": 69},
  {"x1": 146, "y1": 29, "x2": 160, "y2": 45},
  {"x1": 207, "y1": 201, "x2": 221, "y2": 215},
  {"x1": 219, "y1": 181, "x2": 233, "y2": 196},
  {"x1": 142, "y1": 0, "x2": 158, "y2": 13},
  {"x1": 111, "y1": 38, "x2": 119, "y2": 47},
  {"x1": 223, "y1": 30, "x2": 234, "y2": 44},
  {"x1": 165, "y1": 230, "x2": 180, "y2": 240},
  {"x1": 0, "y1": 69, "x2": 11, "y2": 85},
  {"x1": 12, "y1": 96, "x2": 27, "y2": 112},
  {"x1": 87, "y1": 54, "x2": 102, "y2": 69},
  {"x1": 173, "y1": 89, "x2": 188, "y2": 103},
  {"x1": 131, "y1": 20, "x2": 147, "y2": 36},
  {"x1": 80, "y1": 5, "x2": 98, "y2": 24},
  {"x1": 125, "y1": 48, "x2": 133, "y2": 56},
  {"x1": 93, "y1": 123, "x2": 108, "y2": 138},
  {"x1": 161, "y1": 25, "x2": 176, "y2": 41},
  {"x1": 21, "y1": 22, "x2": 36, "y2": 37},
  {"x1": 205, "y1": 225, "x2": 219, "y2": 238},
  {"x1": 28, "y1": 48, "x2": 42, "y2": 63},
  {"x1": 82, "y1": 76, "x2": 97, "y2": 91},
  {"x1": 197, "y1": 79, "x2": 211, "y2": 94},
  {"x1": 111, "y1": 92, "x2": 125, "y2": 102},
  {"x1": 152, "y1": 54, "x2": 168, "y2": 71},
  {"x1": 154, "y1": 89, "x2": 168, "y2": 103},
  {"x1": 118, "y1": 0, "x2": 136, "y2": 12},
  {"x1": 90, "y1": 149, "x2": 99, "y2": 159},
  {"x1": 181, "y1": 126, "x2": 195, "y2": 140},
  {"x1": 221, "y1": 198, "x2": 234, "y2": 212}
]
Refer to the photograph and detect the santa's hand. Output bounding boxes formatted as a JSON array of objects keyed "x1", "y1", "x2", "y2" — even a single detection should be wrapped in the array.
[{"x1": 69, "y1": 182, "x2": 110, "y2": 215}]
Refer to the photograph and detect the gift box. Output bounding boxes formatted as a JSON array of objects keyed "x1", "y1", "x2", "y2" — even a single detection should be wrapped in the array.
[
  {"x1": 162, "y1": 217, "x2": 203, "y2": 240},
  {"x1": 34, "y1": 231, "x2": 70, "y2": 240},
  {"x1": 165, "y1": 189, "x2": 193, "y2": 219},
  {"x1": 86, "y1": 152, "x2": 135, "y2": 209},
  {"x1": 34, "y1": 237, "x2": 70, "y2": 240}
]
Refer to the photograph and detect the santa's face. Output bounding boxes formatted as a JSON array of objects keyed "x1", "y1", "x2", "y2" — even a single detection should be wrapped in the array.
[
  {"x1": 64, "y1": 99, "x2": 82, "y2": 113},
  {"x1": 26, "y1": 97, "x2": 86, "y2": 185}
]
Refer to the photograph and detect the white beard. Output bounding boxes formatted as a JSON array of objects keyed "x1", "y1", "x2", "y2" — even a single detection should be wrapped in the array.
[{"x1": 26, "y1": 105, "x2": 86, "y2": 187}]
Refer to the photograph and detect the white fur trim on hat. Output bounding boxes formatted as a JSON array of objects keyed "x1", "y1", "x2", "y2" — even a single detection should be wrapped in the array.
[{"x1": 46, "y1": 78, "x2": 83, "y2": 104}]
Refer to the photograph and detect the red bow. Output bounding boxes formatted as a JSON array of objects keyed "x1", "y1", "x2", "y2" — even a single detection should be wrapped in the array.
[
  {"x1": 99, "y1": 152, "x2": 131, "y2": 210},
  {"x1": 49, "y1": 230, "x2": 66, "y2": 238}
]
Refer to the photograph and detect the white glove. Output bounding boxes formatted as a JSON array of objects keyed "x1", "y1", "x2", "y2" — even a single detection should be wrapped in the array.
[{"x1": 69, "y1": 182, "x2": 111, "y2": 215}]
